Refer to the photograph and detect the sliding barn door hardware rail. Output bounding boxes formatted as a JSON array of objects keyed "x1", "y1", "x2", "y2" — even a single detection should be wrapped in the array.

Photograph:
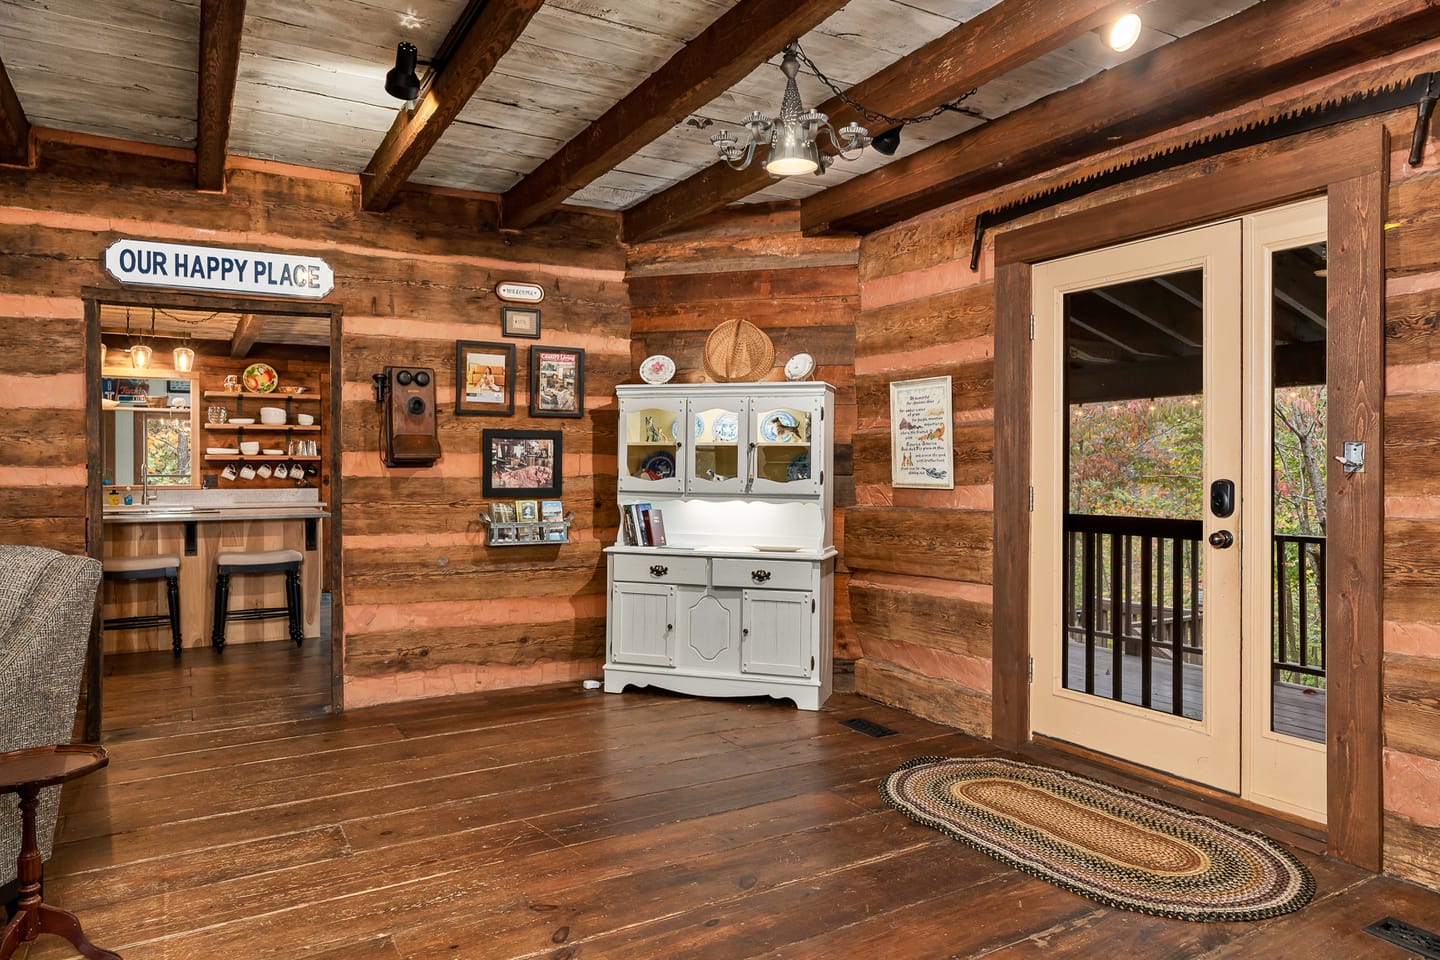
[{"x1": 970, "y1": 72, "x2": 1437, "y2": 270}]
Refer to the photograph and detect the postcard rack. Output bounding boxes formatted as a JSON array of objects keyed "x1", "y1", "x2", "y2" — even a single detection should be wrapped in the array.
[{"x1": 479, "y1": 511, "x2": 575, "y2": 546}]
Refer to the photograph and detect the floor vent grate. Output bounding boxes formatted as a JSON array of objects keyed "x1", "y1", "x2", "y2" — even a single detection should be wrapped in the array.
[
  {"x1": 841, "y1": 718, "x2": 898, "y2": 738},
  {"x1": 1365, "y1": 917, "x2": 1440, "y2": 958}
]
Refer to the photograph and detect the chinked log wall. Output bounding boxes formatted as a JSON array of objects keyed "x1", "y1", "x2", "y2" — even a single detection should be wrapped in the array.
[
  {"x1": 847, "y1": 42, "x2": 1440, "y2": 888},
  {"x1": 0, "y1": 133, "x2": 628, "y2": 708},
  {"x1": 625, "y1": 205, "x2": 861, "y2": 659}
]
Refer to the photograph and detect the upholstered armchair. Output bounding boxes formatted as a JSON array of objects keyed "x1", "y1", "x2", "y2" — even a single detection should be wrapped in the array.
[{"x1": 0, "y1": 545, "x2": 102, "y2": 894}]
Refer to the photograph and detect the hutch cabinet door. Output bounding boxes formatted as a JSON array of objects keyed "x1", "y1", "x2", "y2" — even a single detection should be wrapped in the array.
[
  {"x1": 618, "y1": 395, "x2": 685, "y2": 494},
  {"x1": 740, "y1": 588, "x2": 813, "y2": 678},
  {"x1": 686, "y1": 394, "x2": 747, "y2": 496},
  {"x1": 610, "y1": 582, "x2": 676, "y2": 667},
  {"x1": 747, "y1": 394, "x2": 823, "y2": 497}
]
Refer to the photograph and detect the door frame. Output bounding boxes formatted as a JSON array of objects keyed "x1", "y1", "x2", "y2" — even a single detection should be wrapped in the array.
[
  {"x1": 82, "y1": 285, "x2": 346, "y2": 737},
  {"x1": 992, "y1": 124, "x2": 1387, "y2": 869}
]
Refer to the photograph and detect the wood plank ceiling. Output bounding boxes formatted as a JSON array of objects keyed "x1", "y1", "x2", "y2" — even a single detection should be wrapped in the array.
[{"x1": 4, "y1": 0, "x2": 1427, "y2": 249}]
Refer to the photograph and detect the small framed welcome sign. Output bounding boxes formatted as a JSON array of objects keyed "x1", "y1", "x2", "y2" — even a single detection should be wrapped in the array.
[{"x1": 890, "y1": 376, "x2": 954, "y2": 489}]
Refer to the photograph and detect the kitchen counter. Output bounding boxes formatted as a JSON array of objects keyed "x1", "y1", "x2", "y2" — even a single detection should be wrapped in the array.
[{"x1": 103, "y1": 504, "x2": 330, "y2": 523}]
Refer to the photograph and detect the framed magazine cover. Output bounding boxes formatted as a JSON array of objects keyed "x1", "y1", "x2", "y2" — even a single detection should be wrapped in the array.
[
  {"x1": 455, "y1": 340, "x2": 515, "y2": 416},
  {"x1": 528, "y1": 346, "x2": 584, "y2": 419}
]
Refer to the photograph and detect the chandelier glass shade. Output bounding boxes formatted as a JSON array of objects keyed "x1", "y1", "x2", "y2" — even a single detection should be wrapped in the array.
[{"x1": 711, "y1": 45, "x2": 870, "y2": 177}]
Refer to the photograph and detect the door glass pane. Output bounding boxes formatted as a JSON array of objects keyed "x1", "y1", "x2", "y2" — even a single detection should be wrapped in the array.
[
  {"x1": 753, "y1": 404, "x2": 813, "y2": 486},
  {"x1": 1270, "y1": 242, "x2": 1327, "y2": 743},
  {"x1": 693, "y1": 404, "x2": 741, "y2": 483},
  {"x1": 1064, "y1": 269, "x2": 1205, "y2": 719},
  {"x1": 622, "y1": 406, "x2": 680, "y2": 484}
]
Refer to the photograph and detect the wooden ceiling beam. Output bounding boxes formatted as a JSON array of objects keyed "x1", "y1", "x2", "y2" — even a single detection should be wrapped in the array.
[
  {"x1": 800, "y1": 0, "x2": 1440, "y2": 236},
  {"x1": 230, "y1": 314, "x2": 264, "y2": 358},
  {"x1": 196, "y1": 0, "x2": 248, "y2": 191},
  {"x1": 501, "y1": 0, "x2": 852, "y2": 229},
  {"x1": 362, "y1": 0, "x2": 545, "y2": 212},
  {"x1": 622, "y1": 0, "x2": 1122, "y2": 244},
  {"x1": 0, "y1": 55, "x2": 30, "y2": 166}
]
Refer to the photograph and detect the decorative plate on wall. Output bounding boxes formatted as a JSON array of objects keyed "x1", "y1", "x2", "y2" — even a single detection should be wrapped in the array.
[{"x1": 242, "y1": 362, "x2": 278, "y2": 393}]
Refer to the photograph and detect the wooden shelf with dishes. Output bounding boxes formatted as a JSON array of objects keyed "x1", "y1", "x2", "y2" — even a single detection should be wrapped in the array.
[
  {"x1": 202, "y1": 424, "x2": 321, "y2": 432},
  {"x1": 201, "y1": 455, "x2": 322, "y2": 462},
  {"x1": 202, "y1": 391, "x2": 321, "y2": 402}
]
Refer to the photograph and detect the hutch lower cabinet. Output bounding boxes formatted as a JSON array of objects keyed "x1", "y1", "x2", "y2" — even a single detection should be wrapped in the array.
[{"x1": 604, "y1": 382, "x2": 837, "y2": 710}]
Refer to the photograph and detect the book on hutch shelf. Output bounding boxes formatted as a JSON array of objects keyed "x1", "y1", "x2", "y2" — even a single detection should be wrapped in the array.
[{"x1": 647, "y1": 507, "x2": 667, "y2": 546}]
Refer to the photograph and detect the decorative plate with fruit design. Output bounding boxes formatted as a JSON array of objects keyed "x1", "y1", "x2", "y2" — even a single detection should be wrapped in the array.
[{"x1": 242, "y1": 362, "x2": 279, "y2": 393}]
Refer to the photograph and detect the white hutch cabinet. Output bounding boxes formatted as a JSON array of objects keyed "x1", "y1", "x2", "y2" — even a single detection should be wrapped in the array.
[{"x1": 605, "y1": 382, "x2": 836, "y2": 710}]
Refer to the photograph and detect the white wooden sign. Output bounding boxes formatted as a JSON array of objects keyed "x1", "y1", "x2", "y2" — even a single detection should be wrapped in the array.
[
  {"x1": 103, "y1": 240, "x2": 334, "y2": 299},
  {"x1": 495, "y1": 281, "x2": 545, "y2": 303},
  {"x1": 890, "y1": 376, "x2": 954, "y2": 489}
]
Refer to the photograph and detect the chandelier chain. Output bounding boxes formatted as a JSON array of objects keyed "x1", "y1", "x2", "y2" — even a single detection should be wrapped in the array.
[{"x1": 790, "y1": 41, "x2": 981, "y2": 127}]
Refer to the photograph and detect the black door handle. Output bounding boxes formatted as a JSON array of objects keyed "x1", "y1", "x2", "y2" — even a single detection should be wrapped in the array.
[
  {"x1": 1210, "y1": 479, "x2": 1235, "y2": 518},
  {"x1": 1208, "y1": 530, "x2": 1234, "y2": 549}
]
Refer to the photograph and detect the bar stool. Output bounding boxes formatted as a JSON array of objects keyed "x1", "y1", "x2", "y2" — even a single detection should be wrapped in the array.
[
  {"x1": 211, "y1": 549, "x2": 304, "y2": 653},
  {"x1": 102, "y1": 554, "x2": 182, "y2": 655}
]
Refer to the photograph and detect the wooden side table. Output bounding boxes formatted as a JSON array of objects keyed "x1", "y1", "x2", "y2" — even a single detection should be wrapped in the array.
[{"x1": 0, "y1": 744, "x2": 120, "y2": 960}]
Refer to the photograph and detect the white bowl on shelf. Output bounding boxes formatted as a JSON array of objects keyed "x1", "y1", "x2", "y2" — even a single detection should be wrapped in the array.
[
  {"x1": 258, "y1": 407, "x2": 286, "y2": 425},
  {"x1": 239, "y1": 441, "x2": 261, "y2": 455},
  {"x1": 296, "y1": 413, "x2": 315, "y2": 426}
]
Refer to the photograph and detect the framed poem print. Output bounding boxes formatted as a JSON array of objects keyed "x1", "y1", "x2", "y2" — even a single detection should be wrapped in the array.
[
  {"x1": 890, "y1": 375, "x2": 954, "y2": 489},
  {"x1": 482, "y1": 429, "x2": 563, "y2": 498},
  {"x1": 501, "y1": 306, "x2": 542, "y2": 339},
  {"x1": 455, "y1": 340, "x2": 515, "y2": 416},
  {"x1": 529, "y1": 346, "x2": 585, "y2": 419}
]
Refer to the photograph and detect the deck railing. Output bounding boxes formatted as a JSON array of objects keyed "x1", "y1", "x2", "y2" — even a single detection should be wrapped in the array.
[{"x1": 1063, "y1": 514, "x2": 1327, "y2": 714}]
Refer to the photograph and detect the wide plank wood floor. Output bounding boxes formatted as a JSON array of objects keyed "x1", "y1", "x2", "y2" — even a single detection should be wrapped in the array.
[{"x1": 16, "y1": 640, "x2": 1440, "y2": 959}]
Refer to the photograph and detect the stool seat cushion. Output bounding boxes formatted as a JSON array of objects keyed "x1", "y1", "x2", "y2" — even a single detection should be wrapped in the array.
[
  {"x1": 217, "y1": 549, "x2": 303, "y2": 568},
  {"x1": 104, "y1": 554, "x2": 181, "y2": 575}
]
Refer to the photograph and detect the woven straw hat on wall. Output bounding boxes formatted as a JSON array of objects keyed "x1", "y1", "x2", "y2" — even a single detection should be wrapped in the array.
[{"x1": 703, "y1": 318, "x2": 775, "y2": 382}]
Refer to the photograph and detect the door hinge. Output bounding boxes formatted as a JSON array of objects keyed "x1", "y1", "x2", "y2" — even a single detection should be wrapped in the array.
[
  {"x1": 811, "y1": 656, "x2": 816, "y2": 672},
  {"x1": 1028, "y1": 314, "x2": 1036, "y2": 341},
  {"x1": 1028, "y1": 656, "x2": 1034, "y2": 684},
  {"x1": 1028, "y1": 486, "x2": 1034, "y2": 512},
  {"x1": 811, "y1": 597, "x2": 816, "y2": 613}
]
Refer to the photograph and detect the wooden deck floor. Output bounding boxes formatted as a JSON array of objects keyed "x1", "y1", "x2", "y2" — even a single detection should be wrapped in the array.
[
  {"x1": 1064, "y1": 640, "x2": 1327, "y2": 742},
  {"x1": 17, "y1": 641, "x2": 1440, "y2": 959}
]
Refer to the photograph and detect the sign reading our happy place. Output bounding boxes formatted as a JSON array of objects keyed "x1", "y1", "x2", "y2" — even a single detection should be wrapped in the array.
[{"x1": 104, "y1": 240, "x2": 334, "y2": 299}]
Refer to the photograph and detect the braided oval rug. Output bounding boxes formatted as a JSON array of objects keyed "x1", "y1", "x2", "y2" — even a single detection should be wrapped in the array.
[{"x1": 881, "y1": 756, "x2": 1314, "y2": 922}]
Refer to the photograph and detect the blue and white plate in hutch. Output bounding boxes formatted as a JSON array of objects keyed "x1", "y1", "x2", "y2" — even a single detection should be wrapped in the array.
[
  {"x1": 759, "y1": 410, "x2": 797, "y2": 442},
  {"x1": 713, "y1": 412, "x2": 739, "y2": 442},
  {"x1": 786, "y1": 452, "x2": 811, "y2": 482},
  {"x1": 640, "y1": 451, "x2": 676, "y2": 480}
]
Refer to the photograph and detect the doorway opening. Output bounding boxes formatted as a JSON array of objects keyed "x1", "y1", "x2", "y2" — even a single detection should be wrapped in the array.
[{"x1": 83, "y1": 288, "x2": 344, "y2": 737}]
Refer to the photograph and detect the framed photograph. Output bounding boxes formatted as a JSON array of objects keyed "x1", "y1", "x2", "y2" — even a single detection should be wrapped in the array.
[
  {"x1": 529, "y1": 346, "x2": 585, "y2": 419},
  {"x1": 890, "y1": 375, "x2": 954, "y2": 489},
  {"x1": 482, "y1": 429, "x2": 562, "y2": 498},
  {"x1": 501, "y1": 306, "x2": 541, "y2": 339},
  {"x1": 166, "y1": 380, "x2": 191, "y2": 393},
  {"x1": 515, "y1": 499, "x2": 540, "y2": 523},
  {"x1": 455, "y1": 340, "x2": 515, "y2": 416}
]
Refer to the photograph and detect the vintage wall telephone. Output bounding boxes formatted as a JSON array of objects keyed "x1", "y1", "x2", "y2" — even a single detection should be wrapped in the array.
[{"x1": 373, "y1": 366, "x2": 442, "y2": 467}]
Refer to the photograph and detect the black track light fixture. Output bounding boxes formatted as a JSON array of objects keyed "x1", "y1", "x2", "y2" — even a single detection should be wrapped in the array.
[
  {"x1": 385, "y1": 41, "x2": 423, "y2": 101},
  {"x1": 871, "y1": 127, "x2": 901, "y2": 156}
]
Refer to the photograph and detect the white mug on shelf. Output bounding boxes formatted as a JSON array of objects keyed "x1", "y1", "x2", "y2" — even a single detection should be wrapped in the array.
[
  {"x1": 256, "y1": 464, "x2": 273, "y2": 479},
  {"x1": 238, "y1": 464, "x2": 257, "y2": 480},
  {"x1": 220, "y1": 463, "x2": 238, "y2": 481},
  {"x1": 273, "y1": 462, "x2": 289, "y2": 479}
]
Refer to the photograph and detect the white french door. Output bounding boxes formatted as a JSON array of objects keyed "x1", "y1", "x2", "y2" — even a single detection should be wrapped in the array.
[{"x1": 1029, "y1": 199, "x2": 1328, "y2": 820}]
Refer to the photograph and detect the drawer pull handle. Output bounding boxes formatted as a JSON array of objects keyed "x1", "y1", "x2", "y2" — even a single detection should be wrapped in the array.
[
  {"x1": 649, "y1": 564, "x2": 668, "y2": 578},
  {"x1": 751, "y1": 569, "x2": 771, "y2": 583}
]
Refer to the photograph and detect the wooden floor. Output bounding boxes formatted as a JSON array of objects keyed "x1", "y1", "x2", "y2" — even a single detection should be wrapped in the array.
[{"x1": 17, "y1": 642, "x2": 1440, "y2": 959}]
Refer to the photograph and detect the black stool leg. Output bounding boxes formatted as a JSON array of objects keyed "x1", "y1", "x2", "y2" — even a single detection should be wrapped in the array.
[
  {"x1": 166, "y1": 572, "x2": 182, "y2": 655},
  {"x1": 286, "y1": 568, "x2": 303, "y2": 645},
  {"x1": 212, "y1": 570, "x2": 230, "y2": 653}
]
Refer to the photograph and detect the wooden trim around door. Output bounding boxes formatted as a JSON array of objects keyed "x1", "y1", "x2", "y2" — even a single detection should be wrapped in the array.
[{"x1": 991, "y1": 122, "x2": 1388, "y2": 870}]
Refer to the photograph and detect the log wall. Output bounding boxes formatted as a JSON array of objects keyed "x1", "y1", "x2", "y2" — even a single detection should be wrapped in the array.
[
  {"x1": 626, "y1": 205, "x2": 861, "y2": 658},
  {"x1": 0, "y1": 132, "x2": 628, "y2": 708},
  {"x1": 846, "y1": 43, "x2": 1440, "y2": 886}
]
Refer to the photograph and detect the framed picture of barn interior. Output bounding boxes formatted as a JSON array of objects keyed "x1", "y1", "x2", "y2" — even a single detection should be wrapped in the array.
[
  {"x1": 529, "y1": 346, "x2": 585, "y2": 419},
  {"x1": 482, "y1": 429, "x2": 563, "y2": 498},
  {"x1": 455, "y1": 340, "x2": 515, "y2": 416}
]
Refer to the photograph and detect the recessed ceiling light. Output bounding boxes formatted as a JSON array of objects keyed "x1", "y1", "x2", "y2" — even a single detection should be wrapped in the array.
[{"x1": 1104, "y1": 13, "x2": 1143, "y2": 53}]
